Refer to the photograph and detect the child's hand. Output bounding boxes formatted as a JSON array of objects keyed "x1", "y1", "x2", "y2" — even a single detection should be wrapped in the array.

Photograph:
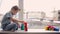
[
  {"x1": 21, "y1": 21, "x2": 25, "y2": 23},
  {"x1": 18, "y1": 24, "x2": 20, "y2": 28},
  {"x1": 18, "y1": 20, "x2": 24, "y2": 23}
]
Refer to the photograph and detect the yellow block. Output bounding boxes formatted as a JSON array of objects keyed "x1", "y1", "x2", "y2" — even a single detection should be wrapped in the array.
[{"x1": 45, "y1": 26, "x2": 49, "y2": 30}]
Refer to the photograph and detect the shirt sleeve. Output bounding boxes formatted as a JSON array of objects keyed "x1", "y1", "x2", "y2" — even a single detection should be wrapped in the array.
[{"x1": 5, "y1": 12, "x2": 13, "y2": 19}]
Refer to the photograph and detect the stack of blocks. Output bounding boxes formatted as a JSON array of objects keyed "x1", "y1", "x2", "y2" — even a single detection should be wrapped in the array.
[
  {"x1": 21, "y1": 21, "x2": 28, "y2": 31},
  {"x1": 45, "y1": 25, "x2": 59, "y2": 31}
]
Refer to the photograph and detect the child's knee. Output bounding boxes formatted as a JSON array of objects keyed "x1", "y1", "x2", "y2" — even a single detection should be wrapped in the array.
[{"x1": 12, "y1": 23, "x2": 17, "y2": 27}]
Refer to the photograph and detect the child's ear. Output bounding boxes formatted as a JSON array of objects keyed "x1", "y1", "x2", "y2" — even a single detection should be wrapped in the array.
[{"x1": 19, "y1": 9, "x2": 21, "y2": 11}]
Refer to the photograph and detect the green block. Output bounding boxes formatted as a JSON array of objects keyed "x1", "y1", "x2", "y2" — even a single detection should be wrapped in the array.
[{"x1": 21, "y1": 24, "x2": 24, "y2": 30}]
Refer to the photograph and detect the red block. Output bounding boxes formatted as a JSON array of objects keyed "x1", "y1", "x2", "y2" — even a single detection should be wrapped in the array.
[
  {"x1": 24, "y1": 22, "x2": 28, "y2": 31},
  {"x1": 48, "y1": 25, "x2": 51, "y2": 28}
]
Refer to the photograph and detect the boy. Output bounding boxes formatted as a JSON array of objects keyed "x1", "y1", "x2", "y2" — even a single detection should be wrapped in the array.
[{"x1": 1, "y1": 6, "x2": 24, "y2": 31}]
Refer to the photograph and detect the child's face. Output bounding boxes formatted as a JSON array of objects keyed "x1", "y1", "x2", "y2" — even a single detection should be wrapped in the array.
[{"x1": 12, "y1": 9, "x2": 19, "y2": 15}]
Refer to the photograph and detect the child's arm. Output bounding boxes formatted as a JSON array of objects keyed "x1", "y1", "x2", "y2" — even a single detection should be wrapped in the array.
[{"x1": 10, "y1": 17, "x2": 24, "y2": 23}]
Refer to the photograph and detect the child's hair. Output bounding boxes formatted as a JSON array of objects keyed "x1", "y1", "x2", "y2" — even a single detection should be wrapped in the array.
[{"x1": 11, "y1": 6, "x2": 20, "y2": 10}]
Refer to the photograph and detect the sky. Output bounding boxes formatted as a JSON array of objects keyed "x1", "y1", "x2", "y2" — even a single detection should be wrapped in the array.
[{"x1": 24, "y1": 0, "x2": 60, "y2": 17}]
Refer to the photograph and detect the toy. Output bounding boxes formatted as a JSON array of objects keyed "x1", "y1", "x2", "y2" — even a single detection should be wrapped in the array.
[
  {"x1": 21, "y1": 21, "x2": 28, "y2": 31},
  {"x1": 54, "y1": 27, "x2": 59, "y2": 31},
  {"x1": 48, "y1": 25, "x2": 52, "y2": 30},
  {"x1": 45, "y1": 26, "x2": 49, "y2": 30},
  {"x1": 21, "y1": 23, "x2": 24, "y2": 30},
  {"x1": 45, "y1": 25, "x2": 59, "y2": 31},
  {"x1": 24, "y1": 22, "x2": 28, "y2": 31},
  {"x1": 45, "y1": 25, "x2": 53, "y2": 30}
]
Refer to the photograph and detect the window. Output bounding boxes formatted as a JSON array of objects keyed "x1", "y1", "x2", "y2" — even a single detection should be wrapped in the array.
[{"x1": 24, "y1": 0, "x2": 60, "y2": 29}]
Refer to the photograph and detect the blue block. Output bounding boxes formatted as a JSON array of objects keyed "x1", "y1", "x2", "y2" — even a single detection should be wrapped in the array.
[{"x1": 54, "y1": 28, "x2": 59, "y2": 31}]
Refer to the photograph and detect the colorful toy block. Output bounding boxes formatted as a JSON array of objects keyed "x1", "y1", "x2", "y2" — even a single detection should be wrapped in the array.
[
  {"x1": 45, "y1": 25, "x2": 59, "y2": 31},
  {"x1": 21, "y1": 21, "x2": 28, "y2": 31}
]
